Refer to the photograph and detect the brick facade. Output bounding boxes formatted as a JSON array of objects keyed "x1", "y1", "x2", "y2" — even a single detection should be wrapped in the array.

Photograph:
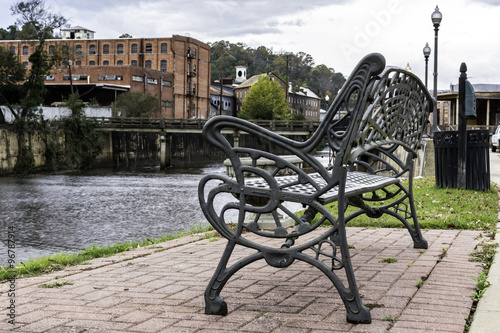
[{"x1": 0, "y1": 34, "x2": 211, "y2": 119}]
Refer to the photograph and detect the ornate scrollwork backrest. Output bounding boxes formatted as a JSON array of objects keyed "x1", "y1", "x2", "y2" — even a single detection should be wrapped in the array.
[
  {"x1": 317, "y1": 54, "x2": 386, "y2": 170},
  {"x1": 348, "y1": 68, "x2": 433, "y2": 163}
]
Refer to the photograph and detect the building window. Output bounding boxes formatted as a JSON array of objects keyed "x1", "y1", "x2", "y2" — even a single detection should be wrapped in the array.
[
  {"x1": 131, "y1": 60, "x2": 137, "y2": 66},
  {"x1": 22, "y1": 45, "x2": 29, "y2": 55},
  {"x1": 76, "y1": 61, "x2": 81, "y2": 66},
  {"x1": 9, "y1": 46, "x2": 15, "y2": 54},
  {"x1": 161, "y1": 60, "x2": 167, "y2": 72},
  {"x1": 131, "y1": 44, "x2": 138, "y2": 54},
  {"x1": 117, "y1": 60, "x2": 123, "y2": 65},
  {"x1": 89, "y1": 61, "x2": 95, "y2": 66},
  {"x1": 145, "y1": 60, "x2": 152, "y2": 69},
  {"x1": 99, "y1": 75, "x2": 123, "y2": 81},
  {"x1": 103, "y1": 60, "x2": 109, "y2": 66},
  {"x1": 162, "y1": 80, "x2": 172, "y2": 87},
  {"x1": 89, "y1": 44, "x2": 96, "y2": 54},
  {"x1": 145, "y1": 43, "x2": 152, "y2": 54},
  {"x1": 76, "y1": 45, "x2": 82, "y2": 53},
  {"x1": 49, "y1": 45, "x2": 55, "y2": 55},
  {"x1": 117, "y1": 44, "x2": 123, "y2": 54},
  {"x1": 161, "y1": 101, "x2": 172, "y2": 107},
  {"x1": 23, "y1": 61, "x2": 28, "y2": 67},
  {"x1": 161, "y1": 43, "x2": 167, "y2": 54},
  {"x1": 103, "y1": 44, "x2": 109, "y2": 54}
]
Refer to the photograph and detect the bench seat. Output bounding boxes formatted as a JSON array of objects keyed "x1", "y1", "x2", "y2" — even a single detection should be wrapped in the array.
[{"x1": 245, "y1": 171, "x2": 400, "y2": 205}]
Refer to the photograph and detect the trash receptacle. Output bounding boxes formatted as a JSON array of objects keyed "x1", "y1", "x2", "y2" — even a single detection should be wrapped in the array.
[{"x1": 434, "y1": 130, "x2": 490, "y2": 190}]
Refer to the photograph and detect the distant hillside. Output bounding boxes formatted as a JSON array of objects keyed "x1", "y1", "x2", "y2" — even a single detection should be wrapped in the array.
[{"x1": 209, "y1": 40, "x2": 346, "y2": 108}]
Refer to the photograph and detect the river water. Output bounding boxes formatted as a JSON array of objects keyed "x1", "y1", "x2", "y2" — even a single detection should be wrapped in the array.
[{"x1": 0, "y1": 165, "x2": 231, "y2": 266}]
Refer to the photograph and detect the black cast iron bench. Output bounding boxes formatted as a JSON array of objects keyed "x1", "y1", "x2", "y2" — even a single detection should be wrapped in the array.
[{"x1": 198, "y1": 53, "x2": 433, "y2": 324}]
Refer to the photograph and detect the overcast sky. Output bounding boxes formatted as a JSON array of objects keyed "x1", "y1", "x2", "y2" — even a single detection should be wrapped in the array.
[{"x1": 2, "y1": 0, "x2": 500, "y2": 90}]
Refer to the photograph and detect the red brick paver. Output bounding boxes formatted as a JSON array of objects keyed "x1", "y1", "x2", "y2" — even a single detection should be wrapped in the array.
[{"x1": 0, "y1": 228, "x2": 483, "y2": 332}]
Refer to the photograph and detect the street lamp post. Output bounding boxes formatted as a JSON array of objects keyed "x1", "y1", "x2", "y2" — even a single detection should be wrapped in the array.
[
  {"x1": 423, "y1": 42, "x2": 431, "y2": 89},
  {"x1": 431, "y1": 6, "x2": 442, "y2": 134}
]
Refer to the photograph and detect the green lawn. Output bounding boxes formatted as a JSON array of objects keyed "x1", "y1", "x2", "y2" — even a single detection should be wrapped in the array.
[{"x1": 319, "y1": 177, "x2": 498, "y2": 231}]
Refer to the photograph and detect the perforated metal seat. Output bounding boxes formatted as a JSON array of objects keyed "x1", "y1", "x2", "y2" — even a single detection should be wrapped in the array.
[{"x1": 245, "y1": 171, "x2": 400, "y2": 204}]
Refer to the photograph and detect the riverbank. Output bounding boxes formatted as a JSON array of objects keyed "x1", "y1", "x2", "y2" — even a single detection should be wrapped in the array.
[{"x1": 0, "y1": 166, "x2": 225, "y2": 265}]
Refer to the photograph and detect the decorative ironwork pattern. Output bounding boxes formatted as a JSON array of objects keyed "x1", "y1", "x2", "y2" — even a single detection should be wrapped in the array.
[
  {"x1": 198, "y1": 53, "x2": 433, "y2": 324},
  {"x1": 352, "y1": 68, "x2": 433, "y2": 161}
]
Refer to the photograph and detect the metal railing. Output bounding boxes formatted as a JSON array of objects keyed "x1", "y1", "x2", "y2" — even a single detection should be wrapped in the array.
[{"x1": 94, "y1": 117, "x2": 320, "y2": 132}]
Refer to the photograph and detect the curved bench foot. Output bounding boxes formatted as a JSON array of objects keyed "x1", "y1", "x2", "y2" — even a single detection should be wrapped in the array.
[
  {"x1": 413, "y1": 237, "x2": 428, "y2": 249},
  {"x1": 205, "y1": 296, "x2": 228, "y2": 316},
  {"x1": 346, "y1": 304, "x2": 371, "y2": 324}
]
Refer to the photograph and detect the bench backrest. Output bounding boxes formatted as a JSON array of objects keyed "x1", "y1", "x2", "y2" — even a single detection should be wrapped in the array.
[
  {"x1": 201, "y1": 53, "x2": 432, "y2": 184},
  {"x1": 320, "y1": 53, "x2": 433, "y2": 174}
]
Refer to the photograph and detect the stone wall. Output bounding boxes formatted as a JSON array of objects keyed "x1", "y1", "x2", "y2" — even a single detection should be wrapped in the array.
[
  {"x1": 0, "y1": 127, "x2": 437, "y2": 176},
  {"x1": 0, "y1": 128, "x2": 46, "y2": 174}
]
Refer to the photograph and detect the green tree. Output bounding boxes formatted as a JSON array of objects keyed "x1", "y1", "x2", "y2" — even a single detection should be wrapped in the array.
[
  {"x1": 0, "y1": 25, "x2": 19, "y2": 40},
  {"x1": 7, "y1": 0, "x2": 67, "y2": 173},
  {"x1": 0, "y1": 46, "x2": 26, "y2": 123},
  {"x1": 12, "y1": 0, "x2": 66, "y2": 40},
  {"x1": 240, "y1": 75, "x2": 290, "y2": 120},
  {"x1": 115, "y1": 92, "x2": 160, "y2": 118}
]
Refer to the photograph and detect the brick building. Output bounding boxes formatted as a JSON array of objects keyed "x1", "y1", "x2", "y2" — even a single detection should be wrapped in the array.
[
  {"x1": 0, "y1": 29, "x2": 211, "y2": 119},
  {"x1": 288, "y1": 85, "x2": 321, "y2": 121}
]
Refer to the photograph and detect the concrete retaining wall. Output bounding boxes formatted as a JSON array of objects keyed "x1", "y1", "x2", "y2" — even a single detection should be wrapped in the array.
[{"x1": 0, "y1": 128, "x2": 47, "y2": 174}]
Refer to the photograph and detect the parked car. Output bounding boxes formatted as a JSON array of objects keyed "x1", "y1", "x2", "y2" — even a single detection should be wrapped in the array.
[{"x1": 492, "y1": 125, "x2": 500, "y2": 152}]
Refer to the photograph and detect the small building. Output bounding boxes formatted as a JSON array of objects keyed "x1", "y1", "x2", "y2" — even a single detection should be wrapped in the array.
[
  {"x1": 233, "y1": 72, "x2": 287, "y2": 115},
  {"x1": 61, "y1": 26, "x2": 96, "y2": 40},
  {"x1": 288, "y1": 84, "x2": 321, "y2": 121},
  {"x1": 210, "y1": 82, "x2": 235, "y2": 117},
  {"x1": 438, "y1": 83, "x2": 500, "y2": 132}
]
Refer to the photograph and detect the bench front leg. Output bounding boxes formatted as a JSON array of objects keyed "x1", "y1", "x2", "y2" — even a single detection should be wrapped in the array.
[{"x1": 205, "y1": 240, "x2": 264, "y2": 315}]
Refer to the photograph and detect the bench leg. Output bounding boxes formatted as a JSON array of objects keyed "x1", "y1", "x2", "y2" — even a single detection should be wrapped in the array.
[
  {"x1": 205, "y1": 241, "x2": 263, "y2": 315},
  {"x1": 297, "y1": 223, "x2": 371, "y2": 324},
  {"x1": 334, "y1": 223, "x2": 371, "y2": 324},
  {"x1": 391, "y1": 189, "x2": 428, "y2": 249}
]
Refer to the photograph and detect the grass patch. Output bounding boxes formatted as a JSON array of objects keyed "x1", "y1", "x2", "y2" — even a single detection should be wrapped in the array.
[
  {"x1": 379, "y1": 257, "x2": 397, "y2": 263},
  {"x1": 0, "y1": 223, "x2": 213, "y2": 282},
  {"x1": 315, "y1": 177, "x2": 498, "y2": 231},
  {"x1": 382, "y1": 315, "x2": 397, "y2": 323},
  {"x1": 39, "y1": 281, "x2": 74, "y2": 288}
]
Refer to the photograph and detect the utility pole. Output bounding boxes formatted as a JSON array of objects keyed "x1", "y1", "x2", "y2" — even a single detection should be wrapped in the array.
[
  {"x1": 219, "y1": 45, "x2": 223, "y2": 116},
  {"x1": 285, "y1": 54, "x2": 289, "y2": 103}
]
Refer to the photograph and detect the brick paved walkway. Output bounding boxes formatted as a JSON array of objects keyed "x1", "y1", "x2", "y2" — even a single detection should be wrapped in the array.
[{"x1": 0, "y1": 227, "x2": 484, "y2": 332}]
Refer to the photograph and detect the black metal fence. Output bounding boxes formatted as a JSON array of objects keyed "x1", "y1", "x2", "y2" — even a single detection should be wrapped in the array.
[{"x1": 434, "y1": 130, "x2": 490, "y2": 190}]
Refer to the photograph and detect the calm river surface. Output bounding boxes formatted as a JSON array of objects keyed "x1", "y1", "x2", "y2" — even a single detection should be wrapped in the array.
[{"x1": 0, "y1": 165, "x2": 230, "y2": 266}]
